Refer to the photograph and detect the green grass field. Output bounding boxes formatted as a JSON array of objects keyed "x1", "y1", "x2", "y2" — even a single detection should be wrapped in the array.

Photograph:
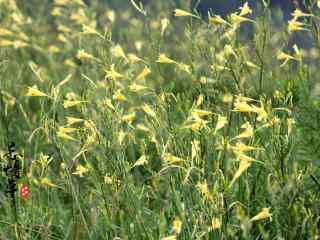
[{"x1": 0, "y1": 0, "x2": 320, "y2": 239}]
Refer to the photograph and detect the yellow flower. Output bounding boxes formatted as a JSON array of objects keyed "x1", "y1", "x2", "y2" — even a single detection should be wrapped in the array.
[
  {"x1": 174, "y1": 9, "x2": 197, "y2": 18},
  {"x1": 105, "y1": 64, "x2": 124, "y2": 80},
  {"x1": 229, "y1": 158, "x2": 252, "y2": 187},
  {"x1": 76, "y1": 49, "x2": 96, "y2": 61},
  {"x1": 209, "y1": 15, "x2": 229, "y2": 25},
  {"x1": 211, "y1": 217, "x2": 222, "y2": 230},
  {"x1": 291, "y1": 9, "x2": 313, "y2": 19},
  {"x1": 161, "y1": 236, "x2": 176, "y2": 240},
  {"x1": 277, "y1": 51, "x2": 296, "y2": 67},
  {"x1": 66, "y1": 117, "x2": 84, "y2": 126},
  {"x1": 245, "y1": 61, "x2": 259, "y2": 69},
  {"x1": 239, "y1": 2, "x2": 252, "y2": 16},
  {"x1": 72, "y1": 164, "x2": 89, "y2": 177},
  {"x1": 196, "y1": 181, "x2": 211, "y2": 200},
  {"x1": 133, "y1": 154, "x2": 148, "y2": 167},
  {"x1": 0, "y1": 39, "x2": 14, "y2": 47},
  {"x1": 234, "y1": 122, "x2": 254, "y2": 140},
  {"x1": 57, "y1": 131, "x2": 76, "y2": 141},
  {"x1": 177, "y1": 63, "x2": 191, "y2": 74},
  {"x1": 288, "y1": 18, "x2": 309, "y2": 33},
  {"x1": 121, "y1": 112, "x2": 136, "y2": 123},
  {"x1": 163, "y1": 153, "x2": 184, "y2": 165},
  {"x1": 161, "y1": 18, "x2": 170, "y2": 35},
  {"x1": 112, "y1": 91, "x2": 126, "y2": 102},
  {"x1": 172, "y1": 217, "x2": 182, "y2": 234},
  {"x1": 156, "y1": 54, "x2": 177, "y2": 64},
  {"x1": 110, "y1": 44, "x2": 127, "y2": 60},
  {"x1": 136, "y1": 66, "x2": 151, "y2": 81},
  {"x1": 25, "y1": 85, "x2": 48, "y2": 97},
  {"x1": 128, "y1": 53, "x2": 144, "y2": 63},
  {"x1": 0, "y1": 27, "x2": 13, "y2": 36},
  {"x1": 191, "y1": 109, "x2": 212, "y2": 118},
  {"x1": 250, "y1": 208, "x2": 272, "y2": 222},
  {"x1": 63, "y1": 100, "x2": 86, "y2": 108},
  {"x1": 129, "y1": 83, "x2": 148, "y2": 92},
  {"x1": 40, "y1": 177, "x2": 59, "y2": 188},
  {"x1": 215, "y1": 115, "x2": 228, "y2": 133},
  {"x1": 57, "y1": 24, "x2": 72, "y2": 33},
  {"x1": 142, "y1": 104, "x2": 157, "y2": 118}
]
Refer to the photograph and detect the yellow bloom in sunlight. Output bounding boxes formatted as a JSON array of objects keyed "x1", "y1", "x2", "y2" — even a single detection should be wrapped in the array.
[
  {"x1": 234, "y1": 122, "x2": 254, "y2": 139},
  {"x1": 161, "y1": 18, "x2": 170, "y2": 36},
  {"x1": 70, "y1": 8, "x2": 87, "y2": 25},
  {"x1": 191, "y1": 109, "x2": 212, "y2": 118},
  {"x1": 172, "y1": 217, "x2": 182, "y2": 234},
  {"x1": 82, "y1": 24, "x2": 103, "y2": 38},
  {"x1": 0, "y1": 39, "x2": 14, "y2": 47},
  {"x1": 196, "y1": 181, "x2": 212, "y2": 200},
  {"x1": 72, "y1": 164, "x2": 89, "y2": 177},
  {"x1": 63, "y1": 100, "x2": 86, "y2": 108},
  {"x1": 239, "y1": 2, "x2": 252, "y2": 16},
  {"x1": 177, "y1": 63, "x2": 191, "y2": 74},
  {"x1": 106, "y1": 10, "x2": 116, "y2": 23},
  {"x1": 224, "y1": 44, "x2": 237, "y2": 58},
  {"x1": 64, "y1": 59, "x2": 77, "y2": 68},
  {"x1": 157, "y1": 54, "x2": 177, "y2": 64},
  {"x1": 110, "y1": 44, "x2": 127, "y2": 60},
  {"x1": 136, "y1": 123, "x2": 150, "y2": 132},
  {"x1": 288, "y1": 18, "x2": 309, "y2": 33},
  {"x1": 231, "y1": 142, "x2": 262, "y2": 154},
  {"x1": 66, "y1": 117, "x2": 84, "y2": 126},
  {"x1": 129, "y1": 83, "x2": 148, "y2": 92},
  {"x1": 233, "y1": 101, "x2": 256, "y2": 113},
  {"x1": 163, "y1": 153, "x2": 184, "y2": 165},
  {"x1": 112, "y1": 91, "x2": 126, "y2": 102},
  {"x1": 291, "y1": 9, "x2": 313, "y2": 19},
  {"x1": 174, "y1": 9, "x2": 197, "y2": 18},
  {"x1": 209, "y1": 14, "x2": 229, "y2": 25},
  {"x1": 128, "y1": 53, "x2": 144, "y2": 63},
  {"x1": 51, "y1": 7, "x2": 62, "y2": 16},
  {"x1": 0, "y1": 27, "x2": 13, "y2": 36},
  {"x1": 215, "y1": 114, "x2": 228, "y2": 133},
  {"x1": 48, "y1": 45, "x2": 61, "y2": 53},
  {"x1": 105, "y1": 64, "x2": 124, "y2": 80},
  {"x1": 133, "y1": 154, "x2": 148, "y2": 167},
  {"x1": 136, "y1": 66, "x2": 151, "y2": 81},
  {"x1": 57, "y1": 131, "x2": 76, "y2": 141},
  {"x1": 25, "y1": 85, "x2": 48, "y2": 97},
  {"x1": 58, "y1": 24, "x2": 72, "y2": 33},
  {"x1": 76, "y1": 49, "x2": 96, "y2": 61},
  {"x1": 58, "y1": 126, "x2": 77, "y2": 134},
  {"x1": 40, "y1": 177, "x2": 59, "y2": 188},
  {"x1": 230, "y1": 13, "x2": 254, "y2": 25},
  {"x1": 182, "y1": 117, "x2": 208, "y2": 132},
  {"x1": 245, "y1": 61, "x2": 259, "y2": 69},
  {"x1": 142, "y1": 104, "x2": 157, "y2": 118},
  {"x1": 250, "y1": 208, "x2": 272, "y2": 222},
  {"x1": 277, "y1": 51, "x2": 296, "y2": 67},
  {"x1": 211, "y1": 217, "x2": 222, "y2": 230},
  {"x1": 161, "y1": 236, "x2": 176, "y2": 240},
  {"x1": 121, "y1": 112, "x2": 136, "y2": 123},
  {"x1": 229, "y1": 158, "x2": 252, "y2": 187}
]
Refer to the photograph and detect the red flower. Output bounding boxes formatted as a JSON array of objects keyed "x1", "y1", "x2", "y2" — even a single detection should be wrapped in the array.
[{"x1": 20, "y1": 185, "x2": 30, "y2": 200}]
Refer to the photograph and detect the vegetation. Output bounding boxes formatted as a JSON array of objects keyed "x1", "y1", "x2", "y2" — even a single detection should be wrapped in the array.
[{"x1": 0, "y1": 0, "x2": 320, "y2": 239}]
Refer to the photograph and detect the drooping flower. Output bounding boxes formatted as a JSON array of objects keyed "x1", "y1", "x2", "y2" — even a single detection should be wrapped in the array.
[
  {"x1": 250, "y1": 207, "x2": 272, "y2": 222},
  {"x1": 25, "y1": 85, "x2": 48, "y2": 97}
]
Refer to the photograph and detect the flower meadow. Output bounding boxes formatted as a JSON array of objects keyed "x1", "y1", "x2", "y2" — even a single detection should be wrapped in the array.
[{"x1": 0, "y1": 0, "x2": 320, "y2": 239}]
